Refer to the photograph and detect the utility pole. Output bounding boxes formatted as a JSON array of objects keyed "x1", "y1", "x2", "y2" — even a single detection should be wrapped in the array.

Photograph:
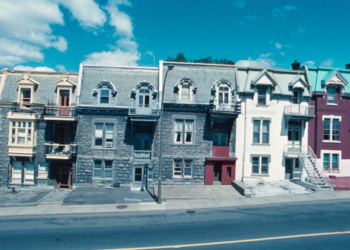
[{"x1": 157, "y1": 64, "x2": 174, "y2": 204}]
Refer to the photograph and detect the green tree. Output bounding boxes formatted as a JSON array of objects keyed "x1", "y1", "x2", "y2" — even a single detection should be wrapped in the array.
[{"x1": 166, "y1": 53, "x2": 232, "y2": 65}]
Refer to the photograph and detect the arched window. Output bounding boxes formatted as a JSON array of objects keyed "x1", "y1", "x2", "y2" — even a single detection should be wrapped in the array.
[
  {"x1": 212, "y1": 80, "x2": 233, "y2": 108},
  {"x1": 175, "y1": 79, "x2": 196, "y2": 102},
  {"x1": 93, "y1": 81, "x2": 117, "y2": 105},
  {"x1": 138, "y1": 86, "x2": 150, "y2": 108},
  {"x1": 131, "y1": 82, "x2": 157, "y2": 114}
]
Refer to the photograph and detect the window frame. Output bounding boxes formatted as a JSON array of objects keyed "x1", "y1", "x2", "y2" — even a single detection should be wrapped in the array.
[
  {"x1": 38, "y1": 162, "x2": 49, "y2": 179},
  {"x1": 251, "y1": 156, "x2": 269, "y2": 175},
  {"x1": 91, "y1": 119, "x2": 117, "y2": 149},
  {"x1": 174, "y1": 119, "x2": 194, "y2": 145},
  {"x1": 252, "y1": 119, "x2": 270, "y2": 145},
  {"x1": 327, "y1": 87, "x2": 336, "y2": 104},
  {"x1": 9, "y1": 120, "x2": 35, "y2": 146},
  {"x1": 138, "y1": 87, "x2": 151, "y2": 108},
  {"x1": 323, "y1": 153, "x2": 339, "y2": 171},
  {"x1": 257, "y1": 87, "x2": 267, "y2": 106},
  {"x1": 19, "y1": 87, "x2": 32, "y2": 108},
  {"x1": 322, "y1": 116, "x2": 341, "y2": 143},
  {"x1": 178, "y1": 82, "x2": 193, "y2": 102},
  {"x1": 12, "y1": 161, "x2": 35, "y2": 184},
  {"x1": 292, "y1": 90, "x2": 299, "y2": 104},
  {"x1": 173, "y1": 159, "x2": 193, "y2": 178},
  {"x1": 93, "y1": 160, "x2": 114, "y2": 179}
]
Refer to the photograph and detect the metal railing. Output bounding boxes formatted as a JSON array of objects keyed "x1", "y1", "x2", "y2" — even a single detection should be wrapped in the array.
[
  {"x1": 209, "y1": 99, "x2": 241, "y2": 113},
  {"x1": 45, "y1": 143, "x2": 77, "y2": 156},
  {"x1": 303, "y1": 145, "x2": 330, "y2": 183},
  {"x1": 134, "y1": 150, "x2": 151, "y2": 160},
  {"x1": 283, "y1": 144, "x2": 302, "y2": 154},
  {"x1": 44, "y1": 105, "x2": 77, "y2": 117},
  {"x1": 284, "y1": 105, "x2": 315, "y2": 116}
]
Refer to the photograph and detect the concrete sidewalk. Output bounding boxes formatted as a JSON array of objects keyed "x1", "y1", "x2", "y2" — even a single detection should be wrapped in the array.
[{"x1": 1, "y1": 191, "x2": 350, "y2": 217}]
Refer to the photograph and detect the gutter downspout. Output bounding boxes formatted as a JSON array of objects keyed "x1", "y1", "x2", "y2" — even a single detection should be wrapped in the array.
[{"x1": 241, "y1": 95, "x2": 247, "y2": 182}]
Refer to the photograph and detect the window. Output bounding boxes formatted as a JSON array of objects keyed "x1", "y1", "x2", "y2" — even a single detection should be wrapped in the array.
[
  {"x1": 251, "y1": 156, "x2": 269, "y2": 175},
  {"x1": 147, "y1": 168, "x2": 153, "y2": 180},
  {"x1": 323, "y1": 118, "x2": 340, "y2": 142},
  {"x1": 213, "y1": 129, "x2": 228, "y2": 146},
  {"x1": 252, "y1": 120, "x2": 269, "y2": 144},
  {"x1": 218, "y1": 87, "x2": 229, "y2": 105},
  {"x1": 327, "y1": 87, "x2": 336, "y2": 104},
  {"x1": 173, "y1": 160, "x2": 193, "y2": 177},
  {"x1": 257, "y1": 88, "x2": 266, "y2": 105},
  {"x1": 94, "y1": 160, "x2": 113, "y2": 178},
  {"x1": 20, "y1": 88, "x2": 31, "y2": 108},
  {"x1": 323, "y1": 153, "x2": 339, "y2": 170},
  {"x1": 174, "y1": 120, "x2": 193, "y2": 144},
  {"x1": 139, "y1": 87, "x2": 150, "y2": 107},
  {"x1": 181, "y1": 84, "x2": 190, "y2": 101},
  {"x1": 9, "y1": 121, "x2": 34, "y2": 146},
  {"x1": 292, "y1": 91, "x2": 299, "y2": 104},
  {"x1": 39, "y1": 163, "x2": 49, "y2": 178},
  {"x1": 100, "y1": 89, "x2": 110, "y2": 104},
  {"x1": 94, "y1": 122, "x2": 115, "y2": 148},
  {"x1": 12, "y1": 161, "x2": 35, "y2": 184}
]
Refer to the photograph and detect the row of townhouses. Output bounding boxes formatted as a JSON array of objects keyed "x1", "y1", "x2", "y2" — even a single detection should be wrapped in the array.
[{"x1": 0, "y1": 61, "x2": 349, "y2": 191}]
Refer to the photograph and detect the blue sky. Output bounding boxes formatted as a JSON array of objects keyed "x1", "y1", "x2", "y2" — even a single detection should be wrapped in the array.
[{"x1": 1, "y1": 0, "x2": 350, "y2": 73}]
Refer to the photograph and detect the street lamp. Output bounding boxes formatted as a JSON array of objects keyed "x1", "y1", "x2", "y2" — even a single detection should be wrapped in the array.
[{"x1": 157, "y1": 64, "x2": 174, "y2": 204}]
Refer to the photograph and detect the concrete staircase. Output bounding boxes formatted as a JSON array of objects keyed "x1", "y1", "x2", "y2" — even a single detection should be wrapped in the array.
[{"x1": 299, "y1": 146, "x2": 333, "y2": 192}]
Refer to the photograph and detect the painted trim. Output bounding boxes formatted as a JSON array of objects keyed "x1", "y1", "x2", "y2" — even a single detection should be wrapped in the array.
[
  {"x1": 250, "y1": 154, "x2": 271, "y2": 163},
  {"x1": 251, "y1": 117, "x2": 271, "y2": 122}
]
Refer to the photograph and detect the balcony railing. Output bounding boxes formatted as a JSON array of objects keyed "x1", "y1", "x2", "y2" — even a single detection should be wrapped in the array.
[
  {"x1": 134, "y1": 150, "x2": 151, "y2": 160},
  {"x1": 284, "y1": 105, "x2": 314, "y2": 116},
  {"x1": 209, "y1": 100, "x2": 241, "y2": 113},
  {"x1": 212, "y1": 146, "x2": 230, "y2": 157},
  {"x1": 44, "y1": 105, "x2": 77, "y2": 117},
  {"x1": 283, "y1": 144, "x2": 302, "y2": 155},
  {"x1": 45, "y1": 143, "x2": 77, "y2": 159}
]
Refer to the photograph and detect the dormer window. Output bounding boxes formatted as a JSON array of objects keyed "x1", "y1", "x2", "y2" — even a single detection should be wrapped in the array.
[
  {"x1": 21, "y1": 89, "x2": 31, "y2": 108},
  {"x1": 219, "y1": 87, "x2": 229, "y2": 105},
  {"x1": 139, "y1": 87, "x2": 150, "y2": 107},
  {"x1": 175, "y1": 79, "x2": 195, "y2": 102},
  {"x1": 100, "y1": 89, "x2": 110, "y2": 104},
  {"x1": 327, "y1": 87, "x2": 336, "y2": 104},
  {"x1": 292, "y1": 91, "x2": 299, "y2": 104},
  {"x1": 16, "y1": 73, "x2": 39, "y2": 109},
  {"x1": 181, "y1": 84, "x2": 190, "y2": 101},
  {"x1": 257, "y1": 88, "x2": 267, "y2": 105}
]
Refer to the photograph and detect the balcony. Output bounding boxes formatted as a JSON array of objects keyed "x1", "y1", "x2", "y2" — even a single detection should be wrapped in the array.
[
  {"x1": 43, "y1": 105, "x2": 78, "y2": 121},
  {"x1": 283, "y1": 144, "x2": 302, "y2": 157},
  {"x1": 8, "y1": 145, "x2": 36, "y2": 157},
  {"x1": 284, "y1": 105, "x2": 315, "y2": 121},
  {"x1": 212, "y1": 146, "x2": 230, "y2": 157},
  {"x1": 210, "y1": 100, "x2": 241, "y2": 113},
  {"x1": 133, "y1": 150, "x2": 151, "y2": 161},
  {"x1": 45, "y1": 144, "x2": 77, "y2": 160}
]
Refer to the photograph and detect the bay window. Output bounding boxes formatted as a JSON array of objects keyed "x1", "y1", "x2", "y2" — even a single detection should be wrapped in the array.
[{"x1": 9, "y1": 121, "x2": 35, "y2": 146}]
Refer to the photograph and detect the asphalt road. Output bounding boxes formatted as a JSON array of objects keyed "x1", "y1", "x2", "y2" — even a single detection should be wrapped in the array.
[{"x1": 1, "y1": 199, "x2": 350, "y2": 250}]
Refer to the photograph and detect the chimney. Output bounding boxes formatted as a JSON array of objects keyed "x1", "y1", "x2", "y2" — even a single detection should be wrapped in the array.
[
  {"x1": 227, "y1": 61, "x2": 235, "y2": 65},
  {"x1": 291, "y1": 60, "x2": 301, "y2": 70},
  {"x1": 346, "y1": 63, "x2": 350, "y2": 69}
]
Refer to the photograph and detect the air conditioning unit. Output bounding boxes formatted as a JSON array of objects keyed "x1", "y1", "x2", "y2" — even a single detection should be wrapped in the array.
[{"x1": 105, "y1": 142, "x2": 113, "y2": 148}]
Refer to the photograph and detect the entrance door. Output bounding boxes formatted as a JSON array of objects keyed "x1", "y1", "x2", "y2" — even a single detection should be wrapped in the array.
[
  {"x1": 213, "y1": 129, "x2": 228, "y2": 146},
  {"x1": 285, "y1": 158, "x2": 293, "y2": 180},
  {"x1": 59, "y1": 90, "x2": 70, "y2": 116},
  {"x1": 56, "y1": 166, "x2": 72, "y2": 189},
  {"x1": 134, "y1": 166, "x2": 143, "y2": 186},
  {"x1": 288, "y1": 121, "x2": 301, "y2": 151},
  {"x1": 213, "y1": 163, "x2": 221, "y2": 182}
]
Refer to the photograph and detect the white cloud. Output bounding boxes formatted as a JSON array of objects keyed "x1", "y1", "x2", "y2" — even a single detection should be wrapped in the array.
[
  {"x1": 321, "y1": 59, "x2": 334, "y2": 67},
  {"x1": 236, "y1": 58, "x2": 276, "y2": 68},
  {"x1": 260, "y1": 53, "x2": 271, "y2": 57},
  {"x1": 233, "y1": 0, "x2": 246, "y2": 8},
  {"x1": 245, "y1": 14, "x2": 255, "y2": 21},
  {"x1": 56, "y1": 65, "x2": 67, "y2": 72},
  {"x1": 56, "y1": 0, "x2": 106, "y2": 29},
  {"x1": 145, "y1": 51, "x2": 154, "y2": 56},
  {"x1": 83, "y1": 0, "x2": 140, "y2": 66},
  {"x1": 297, "y1": 26, "x2": 307, "y2": 33},
  {"x1": 13, "y1": 65, "x2": 56, "y2": 72},
  {"x1": 105, "y1": 0, "x2": 133, "y2": 38},
  {"x1": 302, "y1": 61, "x2": 315, "y2": 67},
  {"x1": 279, "y1": 52, "x2": 285, "y2": 56},
  {"x1": 275, "y1": 43, "x2": 282, "y2": 49},
  {"x1": 272, "y1": 5, "x2": 297, "y2": 18}
]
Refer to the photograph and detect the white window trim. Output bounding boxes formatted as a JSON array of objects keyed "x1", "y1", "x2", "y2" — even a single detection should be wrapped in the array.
[
  {"x1": 326, "y1": 86, "x2": 337, "y2": 105},
  {"x1": 8, "y1": 120, "x2": 36, "y2": 146},
  {"x1": 322, "y1": 115, "x2": 341, "y2": 143},
  {"x1": 321, "y1": 150, "x2": 341, "y2": 171},
  {"x1": 92, "y1": 160, "x2": 113, "y2": 179},
  {"x1": 173, "y1": 159, "x2": 193, "y2": 178},
  {"x1": 138, "y1": 87, "x2": 151, "y2": 108},
  {"x1": 174, "y1": 119, "x2": 194, "y2": 145},
  {"x1": 56, "y1": 88, "x2": 72, "y2": 107},
  {"x1": 255, "y1": 87, "x2": 269, "y2": 106},
  {"x1": 92, "y1": 119, "x2": 116, "y2": 149},
  {"x1": 251, "y1": 156, "x2": 269, "y2": 175},
  {"x1": 215, "y1": 83, "x2": 231, "y2": 107},
  {"x1": 37, "y1": 162, "x2": 49, "y2": 179},
  {"x1": 12, "y1": 161, "x2": 35, "y2": 184},
  {"x1": 18, "y1": 87, "x2": 34, "y2": 108},
  {"x1": 252, "y1": 119, "x2": 270, "y2": 145},
  {"x1": 178, "y1": 83, "x2": 193, "y2": 102}
]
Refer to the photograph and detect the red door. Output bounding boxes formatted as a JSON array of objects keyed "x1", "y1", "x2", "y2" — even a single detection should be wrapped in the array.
[
  {"x1": 221, "y1": 162, "x2": 236, "y2": 185},
  {"x1": 204, "y1": 163, "x2": 214, "y2": 185}
]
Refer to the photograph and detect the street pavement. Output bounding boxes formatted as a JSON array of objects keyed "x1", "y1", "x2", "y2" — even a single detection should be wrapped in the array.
[
  {"x1": 0, "y1": 190, "x2": 349, "y2": 217},
  {"x1": 1, "y1": 199, "x2": 350, "y2": 249}
]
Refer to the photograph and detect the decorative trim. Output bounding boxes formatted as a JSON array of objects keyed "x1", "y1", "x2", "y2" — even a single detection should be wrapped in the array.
[
  {"x1": 251, "y1": 117, "x2": 271, "y2": 122},
  {"x1": 250, "y1": 154, "x2": 271, "y2": 163}
]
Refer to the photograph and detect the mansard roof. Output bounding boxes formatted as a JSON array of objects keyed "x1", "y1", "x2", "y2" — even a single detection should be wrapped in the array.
[
  {"x1": 237, "y1": 67, "x2": 311, "y2": 97},
  {"x1": 306, "y1": 67, "x2": 350, "y2": 93},
  {"x1": 161, "y1": 62, "x2": 237, "y2": 104},
  {"x1": 0, "y1": 70, "x2": 78, "y2": 104},
  {"x1": 79, "y1": 65, "x2": 159, "y2": 107}
]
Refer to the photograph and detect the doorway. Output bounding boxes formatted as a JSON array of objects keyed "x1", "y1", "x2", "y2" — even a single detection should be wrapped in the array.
[
  {"x1": 56, "y1": 165, "x2": 72, "y2": 189},
  {"x1": 59, "y1": 90, "x2": 70, "y2": 116},
  {"x1": 134, "y1": 133, "x2": 152, "y2": 151},
  {"x1": 288, "y1": 121, "x2": 301, "y2": 151},
  {"x1": 133, "y1": 166, "x2": 143, "y2": 186},
  {"x1": 213, "y1": 163, "x2": 221, "y2": 182},
  {"x1": 285, "y1": 158, "x2": 300, "y2": 180}
]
